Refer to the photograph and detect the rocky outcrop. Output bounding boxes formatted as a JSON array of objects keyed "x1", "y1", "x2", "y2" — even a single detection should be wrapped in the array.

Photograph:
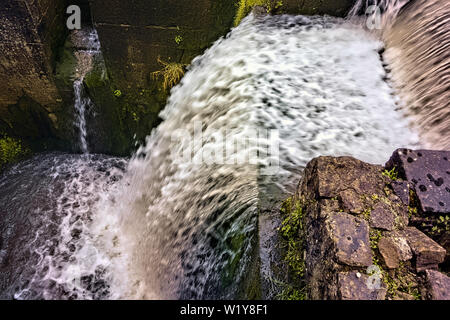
[
  {"x1": 0, "y1": 0, "x2": 72, "y2": 153},
  {"x1": 386, "y1": 149, "x2": 450, "y2": 270},
  {"x1": 282, "y1": 150, "x2": 449, "y2": 300}
]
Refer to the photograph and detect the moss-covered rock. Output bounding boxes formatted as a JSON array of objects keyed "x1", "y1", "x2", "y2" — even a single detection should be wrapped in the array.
[{"x1": 281, "y1": 154, "x2": 449, "y2": 300}]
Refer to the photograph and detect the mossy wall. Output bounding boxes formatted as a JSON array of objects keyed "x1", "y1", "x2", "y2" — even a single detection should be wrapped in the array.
[
  {"x1": 86, "y1": 0, "x2": 355, "y2": 154},
  {"x1": 86, "y1": 0, "x2": 237, "y2": 154}
]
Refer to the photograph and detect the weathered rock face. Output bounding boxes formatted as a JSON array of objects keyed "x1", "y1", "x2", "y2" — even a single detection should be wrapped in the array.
[
  {"x1": 424, "y1": 270, "x2": 450, "y2": 300},
  {"x1": 386, "y1": 149, "x2": 450, "y2": 214},
  {"x1": 338, "y1": 271, "x2": 387, "y2": 300},
  {"x1": 287, "y1": 154, "x2": 449, "y2": 300},
  {"x1": 386, "y1": 149, "x2": 450, "y2": 270},
  {"x1": 0, "y1": 0, "x2": 72, "y2": 151}
]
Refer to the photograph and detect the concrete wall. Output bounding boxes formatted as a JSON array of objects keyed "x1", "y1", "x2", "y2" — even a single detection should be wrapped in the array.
[{"x1": 84, "y1": 0, "x2": 237, "y2": 155}]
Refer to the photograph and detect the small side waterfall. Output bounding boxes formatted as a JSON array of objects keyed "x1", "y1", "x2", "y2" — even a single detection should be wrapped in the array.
[
  {"x1": 349, "y1": 0, "x2": 450, "y2": 149},
  {"x1": 70, "y1": 28, "x2": 102, "y2": 154},
  {"x1": 73, "y1": 79, "x2": 90, "y2": 153}
]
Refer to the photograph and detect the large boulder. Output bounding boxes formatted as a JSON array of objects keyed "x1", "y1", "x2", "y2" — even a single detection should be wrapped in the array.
[{"x1": 286, "y1": 154, "x2": 449, "y2": 300}]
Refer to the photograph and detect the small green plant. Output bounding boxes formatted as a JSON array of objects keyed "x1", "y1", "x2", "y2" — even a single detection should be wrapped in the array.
[
  {"x1": 174, "y1": 34, "x2": 183, "y2": 45},
  {"x1": 382, "y1": 167, "x2": 398, "y2": 180},
  {"x1": 362, "y1": 208, "x2": 371, "y2": 220},
  {"x1": 113, "y1": 89, "x2": 122, "y2": 97},
  {"x1": 408, "y1": 206, "x2": 418, "y2": 218},
  {"x1": 151, "y1": 57, "x2": 186, "y2": 91},
  {"x1": 269, "y1": 0, "x2": 283, "y2": 13},
  {"x1": 370, "y1": 229, "x2": 382, "y2": 250},
  {"x1": 234, "y1": 0, "x2": 283, "y2": 26},
  {"x1": 430, "y1": 215, "x2": 450, "y2": 236}
]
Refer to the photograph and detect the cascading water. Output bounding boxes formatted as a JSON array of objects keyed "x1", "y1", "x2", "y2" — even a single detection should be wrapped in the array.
[
  {"x1": 0, "y1": 12, "x2": 426, "y2": 299},
  {"x1": 349, "y1": 0, "x2": 450, "y2": 149},
  {"x1": 73, "y1": 79, "x2": 89, "y2": 153},
  {"x1": 71, "y1": 28, "x2": 102, "y2": 154}
]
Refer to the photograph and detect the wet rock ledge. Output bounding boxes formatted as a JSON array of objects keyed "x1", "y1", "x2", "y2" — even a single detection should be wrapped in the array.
[{"x1": 280, "y1": 149, "x2": 450, "y2": 300}]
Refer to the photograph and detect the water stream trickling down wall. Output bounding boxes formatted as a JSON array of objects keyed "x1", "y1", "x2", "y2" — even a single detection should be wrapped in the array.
[{"x1": 70, "y1": 28, "x2": 103, "y2": 154}]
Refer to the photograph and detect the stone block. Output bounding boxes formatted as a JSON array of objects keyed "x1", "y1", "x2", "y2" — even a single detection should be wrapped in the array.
[{"x1": 403, "y1": 227, "x2": 446, "y2": 272}]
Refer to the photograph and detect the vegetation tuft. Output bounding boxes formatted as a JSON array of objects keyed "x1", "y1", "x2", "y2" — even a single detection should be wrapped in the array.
[
  {"x1": 278, "y1": 197, "x2": 307, "y2": 300},
  {"x1": 234, "y1": 0, "x2": 283, "y2": 26},
  {"x1": 151, "y1": 57, "x2": 186, "y2": 91},
  {"x1": 382, "y1": 167, "x2": 398, "y2": 180}
]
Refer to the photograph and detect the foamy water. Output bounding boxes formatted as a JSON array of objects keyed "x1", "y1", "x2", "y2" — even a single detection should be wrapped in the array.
[
  {"x1": 349, "y1": 0, "x2": 450, "y2": 149},
  {"x1": 0, "y1": 14, "x2": 419, "y2": 299}
]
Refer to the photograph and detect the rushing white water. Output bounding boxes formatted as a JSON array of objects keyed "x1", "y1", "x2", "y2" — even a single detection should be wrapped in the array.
[
  {"x1": 348, "y1": 0, "x2": 450, "y2": 149},
  {"x1": 92, "y1": 14, "x2": 417, "y2": 299},
  {"x1": 0, "y1": 153, "x2": 126, "y2": 299},
  {"x1": 348, "y1": 0, "x2": 410, "y2": 27},
  {"x1": 0, "y1": 14, "x2": 420, "y2": 299}
]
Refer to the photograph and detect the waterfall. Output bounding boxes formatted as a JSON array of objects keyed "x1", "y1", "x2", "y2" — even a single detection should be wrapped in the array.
[
  {"x1": 70, "y1": 28, "x2": 102, "y2": 154},
  {"x1": 1, "y1": 14, "x2": 421, "y2": 300},
  {"x1": 348, "y1": 0, "x2": 450, "y2": 149},
  {"x1": 90, "y1": 14, "x2": 418, "y2": 299},
  {"x1": 348, "y1": 0, "x2": 410, "y2": 26},
  {"x1": 73, "y1": 79, "x2": 89, "y2": 153}
]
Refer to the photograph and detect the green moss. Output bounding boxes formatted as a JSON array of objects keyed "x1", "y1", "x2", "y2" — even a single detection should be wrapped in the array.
[
  {"x1": 234, "y1": 0, "x2": 283, "y2": 26},
  {"x1": 370, "y1": 229, "x2": 382, "y2": 251},
  {"x1": 175, "y1": 34, "x2": 183, "y2": 45},
  {"x1": 277, "y1": 284, "x2": 307, "y2": 300},
  {"x1": 84, "y1": 67, "x2": 107, "y2": 89},
  {"x1": 0, "y1": 135, "x2": 30, "y2": 169},
  {"x1": 278, "y1": 197, "x2": 307, "y2": 300},
  {"x1": 362, "y1": 208, "x2": 371, "y2": 221},
  {"x1": 382, "y1": 167, "x2": 399, "y2": 180},
  {"x1": 54, "y1": 40, "x2": 78, "y2": 86}
]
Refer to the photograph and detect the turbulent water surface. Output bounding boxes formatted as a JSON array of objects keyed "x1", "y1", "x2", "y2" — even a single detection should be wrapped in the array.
[
  {"x1": 0, "y1": 14, "x2": 421, "y2": 299},
  {"x1": 350, "y1": 0, "x2": 450, "y2": 149}
]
